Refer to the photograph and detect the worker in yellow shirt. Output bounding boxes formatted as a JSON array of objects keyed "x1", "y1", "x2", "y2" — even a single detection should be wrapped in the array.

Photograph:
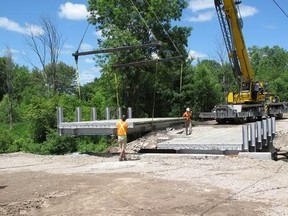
[
  {"x1": 116, "y1": 115, "x2": 128, "y2": 161},
  {"x1": 183, "y1": 107, "x2": 192, "y2": 135}
]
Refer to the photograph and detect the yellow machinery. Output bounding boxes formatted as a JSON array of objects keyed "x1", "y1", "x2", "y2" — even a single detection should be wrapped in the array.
[{"x1": 200, "y1": 0, "x2": 288, "y2": 123}]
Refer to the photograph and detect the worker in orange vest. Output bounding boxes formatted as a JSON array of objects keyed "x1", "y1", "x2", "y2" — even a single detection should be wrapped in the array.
[
  {"x1": 116, "y1": 115, "x2": 128, "y2": 161},
  {"x1": 183, "y1": 107, "x2": 192, "y2": 135}
]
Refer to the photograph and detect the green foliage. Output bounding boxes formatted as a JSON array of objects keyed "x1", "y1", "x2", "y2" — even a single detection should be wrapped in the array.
[
  {"x1": 0, "y1": 95, "x2": 11, "y2": 123},
  {"x1": 77, "y1": 136, "x2": 111, "y2": 153},
  {"x1": 23, "y1": 95, "x2": 58, "y2": 143},
  {"x1": 0, "y1": 122, "x2": 31, "y2": 153},
  {"x1": 2, "y1": 3, "x2": 288, "y2": 156},
  {"x1": 273, "y1": 74, "x2": 288, "y2": 101},
  {"x1": 180, "y1": 61, "x2": 223, "y2": 112},
  {"x1": 87, "y1": 0, "x2": 191, "y2": 117},
  {"x1": 45, "y1": 62, "x2": 78, "y2": 94},
  {"x1": 20, "y1": 141, "x2": 43, "y2": 154},
  {"x1": 249, "y1": 45, "x2": 288, "y2": 101},
  {"x1": 0, "y1": 131, "x2": 13, "y2": 153},
  {"x1": 41, "y1": 131, "x2": 77, "y2": 155},
  {"x1": 0, "y1": 57, "x2": 7, "y2": 101}
]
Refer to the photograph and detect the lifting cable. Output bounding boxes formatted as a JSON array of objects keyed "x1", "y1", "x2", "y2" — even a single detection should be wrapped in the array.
[
  {"x1": 129, "y1": 0, "x2": 158, "y2": 42},
  {"x1": 130, "y1": 0, "x2": 185, "y2": 119},
  {"x1": 143, "y1": 0, "x2": 181, "y2": 55},
  {"x1": 272, "y1": 0, "x2": 288, "y2": 19},
  {"x1": 119, "y1": 1, "x2": 184, "y2": 119},
  {"x1": 179, "y1": 61, "x2": 183, "y2": 94},
  {"x1": 144, "y1": 0, "x2": 185, "y2": 116},
  {"x1": 74, "y1": 22, "x2": 90, "y2": 99},
  {"x1": 129, "y1": 0, "x2": 158, "y2": 121},
  {"x1": 151, "y1": 59, "x2": 159, "y2": 123},
  {"x1": 114, "y1": 72, "x2": 120, "y2": 108}
]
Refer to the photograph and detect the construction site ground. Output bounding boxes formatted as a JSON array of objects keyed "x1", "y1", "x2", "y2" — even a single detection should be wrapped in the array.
[{"x1": 1, "y1": 117, "x2": 288, "y2": 216}]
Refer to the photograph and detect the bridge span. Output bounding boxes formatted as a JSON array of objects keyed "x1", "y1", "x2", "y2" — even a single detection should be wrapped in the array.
[{"x1": 57, "y1": 107, "x2": 184, "y2": 136}]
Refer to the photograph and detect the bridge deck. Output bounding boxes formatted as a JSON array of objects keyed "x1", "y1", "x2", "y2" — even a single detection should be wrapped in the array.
[
  {"x1": 58, "y1": 117, "x2": 184, "y2": 136},
  {"x1": 157, "y1": 125, "x2": 243, "y2": 152}
]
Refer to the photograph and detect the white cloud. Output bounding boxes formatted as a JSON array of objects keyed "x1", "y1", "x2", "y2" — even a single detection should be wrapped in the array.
[
  {"x1": 2, "y1": 48, "x2": 19, "y2": 54},
  {"x1": 238, "y1": 4, "x2": 258, "y2": 17},
  {"x1": 80, "y1": 43, "x2": 94, "y2": 51},
  {"x1": 264, "y1": 25, "x2": 277, "y2": 30},
  {"x1": 25, "y1": 23, "x2": 44, "y2": 36},
  {"x1": 63, "y1": 44, "x2": 74, "y2": 49},
  {"x1": 0, "y1": 17, "x2": 24, "y2": 33},
  {"x1": 80, "y1": 66, "x2": 101, "y2": 84},
  {"x1": 187, "y1": 11, "x2": 214, "y2": 22},
  {"x1": 187, "y1": 1, "x2": 257, "y2": 23},
  {"x1": 188, "y1": 0, "x2": 214, "y2": 12},
  {"x1": 58, "y1": 2, "x2": 89, "y2": 20},
  {"x1": 94, "y1": 30, "x2": 103, "y2": 38},
  {"x1": 188, "y1": 50, "x2": 207, "y2": 60},
  {"x1": 0, "y1": 17, "x2": 43, "y2": 35},
  {"x1": 84, "y1": 58, "x2": 95, "y2": 63}
]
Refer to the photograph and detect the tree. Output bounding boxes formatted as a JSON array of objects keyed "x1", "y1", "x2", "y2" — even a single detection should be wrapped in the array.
[
  {"x1": 181, "y1": 61, "x2": 222, "y2": 113},
  {"x1": 45, "y1": 62, "x2": 78, "y2": 94},
  {"x1": 213, "y1": 39, "x2": 236, "y2": 98},
  {"x1": 249, "y1": 45, "x2": 288, "y2": 100},
  {"x1": 25, "y1": 15, "x2": 64, "y2": 93},
  {"x1": 87, "y1": 0, "x2": 191, "y2": 117},
  {"x1": 0, "y1": 48, "x2": 15, "y2": 128}
]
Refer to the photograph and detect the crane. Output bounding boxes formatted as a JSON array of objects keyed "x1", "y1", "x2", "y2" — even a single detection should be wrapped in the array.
[{"x1": 200, "y1": 0, "x2": 288, "y2": 123}]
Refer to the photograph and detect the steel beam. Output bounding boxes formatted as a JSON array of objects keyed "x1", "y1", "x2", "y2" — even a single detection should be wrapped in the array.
[
  {"x1": 72, "y1": 42, "x2": 162, "y2": 57},
  {"x1": 111, "y1": 56, "x2": 184, "y2": 68},
  {"x1": 58, "y1": 117, "x2": 184, "y2": 136}
]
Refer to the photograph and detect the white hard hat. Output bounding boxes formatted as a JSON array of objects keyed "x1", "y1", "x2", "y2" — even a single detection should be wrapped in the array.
[{"x1": 186, "y1": 108, "x2": 190, "y2": 111}]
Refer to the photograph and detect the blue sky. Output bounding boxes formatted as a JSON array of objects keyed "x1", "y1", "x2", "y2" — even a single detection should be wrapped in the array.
[{"x1": 0, "y1": 0, "x2": 288, "y2": 84}]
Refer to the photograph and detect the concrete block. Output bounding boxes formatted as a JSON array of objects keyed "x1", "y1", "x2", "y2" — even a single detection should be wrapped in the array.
[{"x1": 238, "y1": 152, "x2": 272, "y2": 160}]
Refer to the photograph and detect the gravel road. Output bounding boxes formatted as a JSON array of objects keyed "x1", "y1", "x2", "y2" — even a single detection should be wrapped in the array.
[{"x1": 1, "y1": 118, "x2": 288, "y2": 216}]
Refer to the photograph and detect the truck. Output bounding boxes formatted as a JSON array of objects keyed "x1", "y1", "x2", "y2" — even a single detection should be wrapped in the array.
[{"x1": 199, "y1": 0, "x2": 288, "y2": 124}]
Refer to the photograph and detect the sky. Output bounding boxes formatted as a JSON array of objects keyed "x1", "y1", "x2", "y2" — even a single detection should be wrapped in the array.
[{"x1": 0, "y1": 0, "x2": 288, "y2": 85}]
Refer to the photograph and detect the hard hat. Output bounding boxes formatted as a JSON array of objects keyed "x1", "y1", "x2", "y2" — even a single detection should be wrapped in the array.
[
  {"x1": 186, "y1": 108, "x2": 190, "y2": 112},
  {"x1": 121, "y1": 115, "x2": 127, "y2": 121}
]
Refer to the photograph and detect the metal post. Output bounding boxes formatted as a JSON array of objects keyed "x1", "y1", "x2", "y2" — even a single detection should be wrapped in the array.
[
  {"x1": 256, "y1": 121, "x2": 262, "y2": 150},
  {"x1": 57, "y1": 107, "x2": 63, "y2": 135},
  {"x1": 76, "y1": 107, "x2": 81, "y2": 122},
  {"x1": 117, "y1": 107, "x2": 122, "y2": 119},
  {"x1": 271, "y1": 117, "x2": 276, "y2": 139},
  {"x1": 267, "y1": 117, "x2": 274, "y2": 152},
  {"x1": 91, "y1": 107, "x2": 97, "y2": 121},
  {"x1": 242, "y1": 125, "x2": 249, "y2": 152},
  {"x1": 105, "y1": 107, "x2": 110, "y2": 120},
  {"x1": 250, "y1": 123, "x2": 256, "y2": 152},
  {"x1": 262, "y1": 119, "x2": 267, "y2": 148},
  {"x1": 267, "y1": 118, "x2": 272, "y2": 141},
  {"x1": 128, "y1": 107, "x2": 132, "y2": 119}
]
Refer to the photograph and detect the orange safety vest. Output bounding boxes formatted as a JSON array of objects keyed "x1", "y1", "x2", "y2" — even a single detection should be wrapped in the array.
[
  {"x1": 116, "y1": 120, "x2": 128, "y2": 136},
  {"x1": 183, "y1": 111, "x2": 192, "y2": 122}
]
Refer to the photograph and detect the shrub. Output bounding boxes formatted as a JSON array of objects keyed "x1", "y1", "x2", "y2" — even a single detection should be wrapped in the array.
[
  {"x1": 40, "y1": 131, "x2": 77, "y2": 155},
  {"x1": 0, "y1": 131, "x2": 13, "y2": 153}
]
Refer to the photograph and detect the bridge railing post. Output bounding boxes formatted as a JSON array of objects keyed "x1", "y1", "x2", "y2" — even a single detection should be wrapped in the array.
[
  {"x1": 256, "y1": 121, "x2": 262, "y2": 150},
  {"x1": 75, "y1": 107, "x2": 81, "y2": 122},
  {"x1": 57, "y1": 107, "x2": 63, "y2": 135},
  {"x1": 242, "y1": 125, "x2": 249, "y2": 152},
  {"x1": 105, "y1": 107, "x2": 110, "y2": 120},
  {"x1": 127, "y1": 107, "x2": 132, "y2": 119},
  {"x1": 91, "y1": 107, "x2": 97, "y2": 121}
]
